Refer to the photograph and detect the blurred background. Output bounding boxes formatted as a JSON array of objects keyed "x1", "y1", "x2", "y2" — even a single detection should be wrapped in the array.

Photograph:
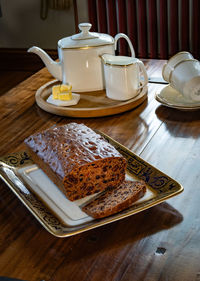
[
  {"x1": 0, "y1": 0, "x2": 88, "y2": 49},
  {"x1": 1, "y1": 0, "x2": 200, "y2": 93}
]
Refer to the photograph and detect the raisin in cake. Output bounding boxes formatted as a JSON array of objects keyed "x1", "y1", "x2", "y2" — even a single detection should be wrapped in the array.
[
  {"x1": 82, "y1": 180, "x2": 146, "y2": 218},
  {"x1": 24, "y1": 123, "x2": 127, "y2": 201}
]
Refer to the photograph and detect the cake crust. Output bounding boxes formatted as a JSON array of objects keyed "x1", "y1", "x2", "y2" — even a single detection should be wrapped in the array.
[{"x1": 24, "y1": 123, "x2": 127, "y2": 201}]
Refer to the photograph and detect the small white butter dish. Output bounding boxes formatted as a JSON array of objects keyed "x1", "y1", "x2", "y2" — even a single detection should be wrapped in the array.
[{"x1": 47, "y1": 93, "x2": 80, "y2": 107}]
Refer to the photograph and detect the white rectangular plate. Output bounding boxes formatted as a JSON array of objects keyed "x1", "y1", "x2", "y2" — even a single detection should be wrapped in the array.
[{"x1": 0, "y1": 132, "x2": 183, "y2": 237}]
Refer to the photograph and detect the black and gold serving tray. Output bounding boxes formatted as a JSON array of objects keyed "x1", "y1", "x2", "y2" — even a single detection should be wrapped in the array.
[{"x1": 0, "y1": 132, "x2": 183, "y2": 238}]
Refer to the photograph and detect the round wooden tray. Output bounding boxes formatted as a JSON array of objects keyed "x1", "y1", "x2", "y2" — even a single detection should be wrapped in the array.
[{"x1": 35, "y1": 80, "x2": 148, "y2": 118}]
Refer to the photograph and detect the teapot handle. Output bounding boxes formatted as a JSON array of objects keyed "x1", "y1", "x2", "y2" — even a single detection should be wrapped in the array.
[{"x1": 114, "y1": 33, "x2": 135, "y2": 58}]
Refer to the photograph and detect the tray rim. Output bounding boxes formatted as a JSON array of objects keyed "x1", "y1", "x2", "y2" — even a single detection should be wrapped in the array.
[
  {"x1": 0, "y1": 132, "x2": 184, "y2": 238},
  {"x1": 35, "y1": 80, "x2": 148, "y2": 118}
]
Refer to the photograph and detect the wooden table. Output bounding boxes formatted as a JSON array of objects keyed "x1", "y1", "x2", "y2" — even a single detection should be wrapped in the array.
[{"x1": 1, "y1": 60, "x2": 200, "y2": 281}]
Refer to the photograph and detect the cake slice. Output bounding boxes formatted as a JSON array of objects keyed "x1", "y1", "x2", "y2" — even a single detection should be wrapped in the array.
[
  {"x1": 24, "y1": 123, "x2": 127, "y2": 201},
  {"x1": 82, "y1": 180, "x2": 146, "y2": 218}
]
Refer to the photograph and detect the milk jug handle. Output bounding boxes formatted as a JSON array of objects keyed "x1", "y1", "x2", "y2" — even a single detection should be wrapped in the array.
[
  {"x1": 137, "y1": 60, "x2": 148, "y2": 89},
  {"x1": 114, "y1": 33, "x2": 135, "y2": 58}
]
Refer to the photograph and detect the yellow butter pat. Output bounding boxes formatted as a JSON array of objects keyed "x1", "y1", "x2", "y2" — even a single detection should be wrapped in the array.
[
  {"x1": 52, "y1": 84, "x2": 72, "y2": 100},
  {"x1": 52, "y1": 85, "x2": 61, "y2": 99},
  {"x1": 60, "y1": 84, "x2": 72, "y2": 92},
  {"x1": 58, "y1": 92, "x2": 72, "y2": 101}
]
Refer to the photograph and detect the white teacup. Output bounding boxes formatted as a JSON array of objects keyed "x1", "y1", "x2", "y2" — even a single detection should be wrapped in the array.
[
  {"x1": 169, "y1": 59, "x2": 200, "y2": 101},
  {"x1": 162, "y1": 51, "x2": 194, "y2": 83},
  {"x1": 101, "y1": 54, "x2": 148, "y2": 101}
]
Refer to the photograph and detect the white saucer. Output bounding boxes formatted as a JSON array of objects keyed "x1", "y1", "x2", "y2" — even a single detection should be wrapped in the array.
[
  {"x1": 47, "y1": 93, "x2": 80, "y2": 106},
  {"x1": 155, "y1": 84, "x2": 200, "y2": 111}
]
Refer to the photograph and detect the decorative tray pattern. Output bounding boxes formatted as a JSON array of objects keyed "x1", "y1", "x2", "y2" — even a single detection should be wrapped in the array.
[
  {"x1": 35, "y1": 80, "x2": 148, "y2": 118},
  {"x1": 0, "y1": 132, "x2": 183, "y2": 238}
]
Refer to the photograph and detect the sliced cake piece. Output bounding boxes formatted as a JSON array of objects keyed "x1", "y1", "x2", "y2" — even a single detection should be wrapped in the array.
[{"x1": 82, "y1": 180, "x2": 146, "y2": 218}]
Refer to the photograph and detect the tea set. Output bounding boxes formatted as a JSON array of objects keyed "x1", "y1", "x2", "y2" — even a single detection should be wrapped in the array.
[
  {"x1": 155, "y1": 51, "x2": 200, "y2": 110},
  {"x1": 28, "y1": 22, "x2": 147, "y2": 105},
  {"x1": 28, "y1": 22, "x2": 200, "y2": 110}
]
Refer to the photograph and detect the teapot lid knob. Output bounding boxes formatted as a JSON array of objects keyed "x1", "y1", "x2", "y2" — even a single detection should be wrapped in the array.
[
  {"x1": 78, "y1": 23, "x2": 92, "y2": 33},
  {"x1": 71, "y1": 22, "x2": 98, "y2": 40}
]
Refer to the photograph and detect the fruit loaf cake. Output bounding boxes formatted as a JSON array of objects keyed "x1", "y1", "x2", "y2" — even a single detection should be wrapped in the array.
[
  {"x1": 24, "y1": 123, "x2": 127, "y2": 201},
  {"x1": 82, "y1": 180, "x2": 146, "y2": 218}
]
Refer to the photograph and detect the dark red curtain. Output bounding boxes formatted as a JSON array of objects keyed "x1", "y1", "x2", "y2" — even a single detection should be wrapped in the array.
[{"x1": 87, "y1": 0, "x2": 199, "y2": 59}]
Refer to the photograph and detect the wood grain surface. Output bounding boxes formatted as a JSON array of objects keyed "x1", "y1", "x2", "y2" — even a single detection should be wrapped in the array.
[{"x1": 1, "y1": 60, "x2": 200, "y2": 281}]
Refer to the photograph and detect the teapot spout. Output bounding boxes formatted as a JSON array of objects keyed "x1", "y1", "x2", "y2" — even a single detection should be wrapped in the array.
[{"x1": 28, "y1": 46, "x2": 62, "y2": 81}]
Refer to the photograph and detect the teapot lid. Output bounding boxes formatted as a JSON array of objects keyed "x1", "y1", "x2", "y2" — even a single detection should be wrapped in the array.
[{"x1": 58, "y1": 23, "x2": 114, "y2": 49}]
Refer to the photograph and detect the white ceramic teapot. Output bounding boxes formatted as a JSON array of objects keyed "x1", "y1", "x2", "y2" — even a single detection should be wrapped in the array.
[{"x1": 28, "y1": 23, "x2": 135, "y2": 92}]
